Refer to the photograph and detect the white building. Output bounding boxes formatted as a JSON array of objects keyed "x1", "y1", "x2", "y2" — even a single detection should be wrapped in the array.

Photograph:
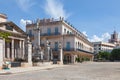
[
  {"x1": 26, "y1": 18, "x2": 94, "y2": 64},
  {"x1": 0, "y1": 13, "x2": 27, "y2": 69},
  {"x1": 93, "y1": 42, "x2": 115, "y2": 54}
]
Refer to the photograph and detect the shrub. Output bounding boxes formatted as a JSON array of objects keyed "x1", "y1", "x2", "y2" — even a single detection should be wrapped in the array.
[
  {"x1": 85, "y1": 57, "x2": 90, "y2": 61},
  {"x1": 75, "y1": 57, "x2": 81, "y2": 62}
]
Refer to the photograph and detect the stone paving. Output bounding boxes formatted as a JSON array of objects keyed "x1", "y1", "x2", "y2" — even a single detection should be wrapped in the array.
[{"x1": 0, "y1": 62, "x2": 120, "y2": 80}]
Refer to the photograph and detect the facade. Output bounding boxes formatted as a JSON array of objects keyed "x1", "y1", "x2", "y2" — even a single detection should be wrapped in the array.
[
  {"x1": 93, "y1": 42, "x2": 115, "y2": 54},
  {"x1": 0, "y1": 13, "x2": 27, "y2": 69},
  {"x1": 26, "y1": 18, "x2": 94, "y2": 64}
]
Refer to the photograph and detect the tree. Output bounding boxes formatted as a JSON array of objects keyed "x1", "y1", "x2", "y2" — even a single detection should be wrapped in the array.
[
  {"x1": 110, "y1": 48, "x2": 120, "y2": 61},
  {"x1": 0, "y1": 32, "x2": 11, "y2": 42},
  {"x1": 96, "y1": 51, "x2": 110, "y2": 60}
]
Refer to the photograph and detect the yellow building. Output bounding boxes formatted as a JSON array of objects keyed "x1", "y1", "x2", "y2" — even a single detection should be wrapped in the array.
[{"x1": 26, "y1": 18, "x2": 94, "y2": 64}]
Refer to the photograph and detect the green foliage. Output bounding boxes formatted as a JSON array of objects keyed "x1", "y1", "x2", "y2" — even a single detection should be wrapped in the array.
[
  {"x1": 110, "y1": 48, "x2": 120, "y2": 61},
  {"x1": 81, "y1": 57, "x2": 84, "y2": 62},
  {"x1": 96, "y1": 51, "x2": 110, "y2": 60},
  {"x1": 75, "y1": 57, "x2": 80, "y2": 62},
  {"x1": 76, "y1": 57, "x2": 90, "y2": 62},
  {"x1": 84, "y1": 57, "x2": 90, "y2": 61},
  {"x1": 0, "y1": 32, "x2": 11, "y2": 42}
]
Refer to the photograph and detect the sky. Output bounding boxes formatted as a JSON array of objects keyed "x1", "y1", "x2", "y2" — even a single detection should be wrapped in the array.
[{"x1": 0, "y1": 0, "x2": 120, "y2": 42}]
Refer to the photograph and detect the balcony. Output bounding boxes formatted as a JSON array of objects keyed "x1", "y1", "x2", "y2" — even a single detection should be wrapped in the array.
[
  {"x1": 63, "y1": 48, "x2": 75, "y2": 51},
  {"x1": 40, "y1": 32, "x2": 61, "y2": 36}
]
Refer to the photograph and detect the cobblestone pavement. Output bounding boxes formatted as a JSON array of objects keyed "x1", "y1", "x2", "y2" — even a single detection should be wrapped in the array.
[{"x1": 0, "y1": 62, "x2": 120, "y2": 80}]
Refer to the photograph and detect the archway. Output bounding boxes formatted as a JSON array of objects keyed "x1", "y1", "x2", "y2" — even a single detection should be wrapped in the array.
[{"x1": 64, "y1": 54, "x2": 71, "y2": 64}]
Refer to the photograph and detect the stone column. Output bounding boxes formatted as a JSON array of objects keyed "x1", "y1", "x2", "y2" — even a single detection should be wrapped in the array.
[
  {"x1": 59, "y1": 42, "x2": 63, "y2": 64},
  {"x1": 22, "y1": 40, "x2": 25, "y2": 59},
  {"x1": 46, "y1": 40, "x2": 50, "y2": 61},
  {"x1": 27, "y1": 36, "x2": 32, "y2": 66},
  {"x1": 11, "y1": 39, "x2": 14, "y2": 60},
  {"x1": 71, "y1": 54, "x2": 76, "y2": 63},
  {"x1": 19, "y1": 40, "x2": 22, "y2": 58},
  {"x1": 3, "y1": 39, "x2": 5, "y2": 59},
  {"x1": 0, "y1": 38, "x2": 3, "y2": 69},
  {"x1": 7, "y1": 42, "x2": 10, "y2": 59}
]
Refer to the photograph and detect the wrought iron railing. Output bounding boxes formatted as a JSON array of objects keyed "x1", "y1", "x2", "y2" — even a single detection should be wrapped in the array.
[{"x1": 40, "y1": 32, "x2": 61, "y2": 36}]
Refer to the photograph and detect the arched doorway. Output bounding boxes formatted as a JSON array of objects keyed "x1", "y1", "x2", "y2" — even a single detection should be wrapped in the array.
[{"x1": 64, "y1": 54, "x2": 71, "y2": 64}]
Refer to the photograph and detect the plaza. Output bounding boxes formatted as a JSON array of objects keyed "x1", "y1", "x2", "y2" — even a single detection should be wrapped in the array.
[{"x1": 0, "y1": 62, "x2": 120, "y2": 80}]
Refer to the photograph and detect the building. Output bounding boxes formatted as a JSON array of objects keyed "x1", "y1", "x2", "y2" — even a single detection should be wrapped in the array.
[
  {"x1": 93, "y1": 42, "x2": 115, "y2": 54},
  {"x1": 109, "y1": 31, "x2": 120, "y2": 45},
  {"x1": 26, "y1": 17, "x2": 94, "y2": 64},
  {"x1": 0, "y1": 13, "x2": 27, "y2": 69}
]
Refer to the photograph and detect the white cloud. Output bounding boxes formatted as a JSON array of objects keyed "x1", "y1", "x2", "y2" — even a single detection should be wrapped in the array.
[
  {"x1": 90, "y1": 32, "x2": 111, "y2": 42},
  {"x1": 16, "y1": 0, "x2": 35, "y2": 12},
  {"x1": 43, "y1": 0, "x2": 70, "y2": 19},
  {"x1": 20, "y1": 19, "x2": 32, "y2": 31},
  {"x1": 82, "y1": 31, "x2": 88, "y2": 37}
]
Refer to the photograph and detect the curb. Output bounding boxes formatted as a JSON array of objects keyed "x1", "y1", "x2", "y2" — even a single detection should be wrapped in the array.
[{"x1": 0, "y1": 65, "x2": 65, "y2": 75}]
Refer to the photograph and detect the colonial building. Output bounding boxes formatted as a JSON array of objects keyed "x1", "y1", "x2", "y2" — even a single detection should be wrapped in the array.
[
  {"x1": 93, "y1": 42, "x2": 115, "y2": 54},
  {"x1": 0, "y1": 13, "x2": 27, "y2": 69},
  {"x1": 26, "y1": 17, "x2": 94, "y2": 64}
]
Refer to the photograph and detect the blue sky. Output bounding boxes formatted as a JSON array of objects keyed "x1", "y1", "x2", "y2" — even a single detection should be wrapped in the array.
[{"x1": 1, "y1": 0, "x2": 120, "y2": 42}]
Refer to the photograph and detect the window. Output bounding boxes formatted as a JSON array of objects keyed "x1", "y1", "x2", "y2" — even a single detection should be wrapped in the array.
[
  {"x1": 99, "y1": 48, "x2": 101, "y2": 50},
  {"x1": 64, "y1": 29, "x2": 66, "y2": 33},
  {"x1": 47, "y1": 28, "x2": 51, "y2": 35},
  {"x1": 6, "y1": 25, "x2": 13, "y2": 31},
  {"x1": 28, "y1": 30, "x2": 32, "y2": 36},
  {"x1": 67, "y1": 31, "x2": 69, "y2": 34},
  {"x1": 66, "y1": 42, "x2": 71, "y2": 51},
  {"x1": 55, "y1": 42, "x2": 58, "y2": 51},
  {"x1": 55, "y1": 27, "x2": 59, "y2": 35}
]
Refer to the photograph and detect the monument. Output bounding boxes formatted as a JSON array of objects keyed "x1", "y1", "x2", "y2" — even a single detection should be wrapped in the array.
[
  {"x1": 33, "y1": 19, "x2": 44, "y2": 61},
  {"x1": 33, "y1": 19, "x2": 53, "y2": 63}
]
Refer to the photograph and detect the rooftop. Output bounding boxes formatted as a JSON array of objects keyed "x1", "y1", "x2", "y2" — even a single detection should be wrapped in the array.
[{"x1": 0, "y1": 13, "x2": 7, "y2": 19}]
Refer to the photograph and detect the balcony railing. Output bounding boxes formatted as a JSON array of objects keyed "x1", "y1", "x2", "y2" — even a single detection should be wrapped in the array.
[
  {"x1": 40, "y1": 32, "x2": 61, "y2": 36},
  {"x1": 63, "y1": 48, "x2": 75, "y2": 51}
]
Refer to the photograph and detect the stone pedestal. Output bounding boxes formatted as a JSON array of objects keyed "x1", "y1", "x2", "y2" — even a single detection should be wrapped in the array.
[
  {"x1": 26, "y1": 36, "x2": 32, "y2": 67},
  {"x1": 47, "y1": 44, "x2": 50, "y2": 61}
]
